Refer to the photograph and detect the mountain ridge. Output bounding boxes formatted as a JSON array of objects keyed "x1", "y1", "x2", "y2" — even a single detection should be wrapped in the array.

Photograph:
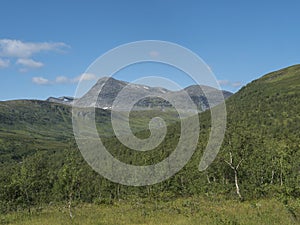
[{"x1": 48, "y1": 76, "x2": 233, "y2": 111}]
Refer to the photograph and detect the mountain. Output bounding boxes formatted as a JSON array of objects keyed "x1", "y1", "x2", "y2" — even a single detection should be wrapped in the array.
[
  {"x1": 48, "y1": 77, "x2": 232, "y2": 111},
  {"x1": 75, "y1": 77, "x2": 171, "y2": 109},
  {"x1": 0, "y1": 65, "x2": 300, "y2": 212},
  {"x1": 183, "y1": 85, "x2": 232, "y2": 110},
  {"x1": 46, "y1": 96, "x2": 74, "y2": 105}
]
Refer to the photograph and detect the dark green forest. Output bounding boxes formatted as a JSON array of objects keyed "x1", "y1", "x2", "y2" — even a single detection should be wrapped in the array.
[{"x1": 0, "y1": 65, "x2": 300, "y2": 215}]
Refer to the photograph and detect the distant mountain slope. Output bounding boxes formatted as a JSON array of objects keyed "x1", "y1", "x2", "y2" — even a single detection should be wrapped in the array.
[
  {"x1": 46, "y1": 96, "x2": 74, "y2": 105},
  {"x1": 0, "y1": 100, "x2": 179, "y2": 162},
  {"x1": 48, "y1": 77, "x2": 232, "y2": 110},
  {"x1": 0, "y1": 100, "x2": 73, "y2": 162},
  {"x1": 183, "y1": 85, "x2": 233, "y2": 110},
  {"x1": 0, "y1": 100, "x2": 72, "y2": 138}
]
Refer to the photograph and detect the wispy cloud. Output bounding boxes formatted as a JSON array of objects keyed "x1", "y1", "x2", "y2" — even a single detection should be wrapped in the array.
[
  {"x1": 0, "y1": 58, "x2": 10, "y2": 68},
  {"x1": 218, "y1": 79, "x2": 243, "y2": 88},
  {"x1": 55, "y1": 76, "x2": 70, "y2": 84},
  {"x1": 0, "y1": 39, "x2": 68, "y2": 58},
  {"x1": 231, "y1": 81, "x2": 242, "y2": 87},
  {"x1": 72, "y1": 73, "x2": 97, "y2": 82},
  {"x1": 32, "y1": 77, "x2": 50, "y2": 85},
  {"x1": 17, "y1": 58, "x2": 44, "y2": 68},
  {"x1": 32, "y1": 73, "x2": 98, "y2": 85},
  {"x1": 218, "y1": 80, "x2": 230, "y2": 86},
  {"x1": 0, "y1": 39, "x2": 69, "y2": 71}
]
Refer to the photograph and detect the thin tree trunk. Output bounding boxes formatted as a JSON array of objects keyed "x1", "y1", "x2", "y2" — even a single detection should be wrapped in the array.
[
  {"x1": 280, "y1": 159, "x2": 284, "y2": 186},
  {"x1": 280, "y1": 166, "x2": 283, "y2": 186},
  {"x1": 25, "y1": 189, "x2": 31, "y2": 214},
  {"x1": 116, "y1": 184, "x2": 120, "y2": 201},
  {"x1": 180, "y1": 176, "x2": 185, "y2": 187},
  {"x1": 224, "y1": 152, "x2": 243, "y2": 200},
  {"x1": 234, "y1": 169, "x2": 242, "y2": 199},
  {"x1": 270, "y1": 170, "x2": 274, "y2": 184},
  {"x1": 68, "y1": 194, "x2": 73, "y2": 219},
  {"x1": 206, "y1": 174, "x2": 211, "y2": 184},
  {"x1": 147, "y1": 186, "x2": 151, "y2": 195}
]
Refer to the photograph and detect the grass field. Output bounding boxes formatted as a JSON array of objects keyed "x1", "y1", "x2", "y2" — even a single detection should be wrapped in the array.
[{"x1": 1, "y1": 197, "x2": 299, "y2": 225}]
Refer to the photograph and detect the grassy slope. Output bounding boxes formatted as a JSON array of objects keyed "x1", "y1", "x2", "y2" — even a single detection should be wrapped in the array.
[
  {"x1": 0, "y1": 100, "x2": 180, "y2": 163},
  {"x1": 0, "y1": 100, "x2": 73, "y2": 162}
]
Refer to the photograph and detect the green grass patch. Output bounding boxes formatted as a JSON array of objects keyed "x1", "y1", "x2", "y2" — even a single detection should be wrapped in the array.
[{"x1": 1, "y1": 197, "x2": 299, "y2": 225}]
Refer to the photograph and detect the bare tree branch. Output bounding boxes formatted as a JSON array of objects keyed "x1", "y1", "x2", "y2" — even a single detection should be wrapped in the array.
[
  {"x1": 224, "y1": 160, "x2": 235, "y2": 170},
  {"x1": 236, "y1": 159, "x2": 244, "y2": 170}
]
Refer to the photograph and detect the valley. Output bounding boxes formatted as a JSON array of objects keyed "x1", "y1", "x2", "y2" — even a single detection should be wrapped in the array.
[{"x1": 0, "y1": 65, "x2": 300, "y2": 224}]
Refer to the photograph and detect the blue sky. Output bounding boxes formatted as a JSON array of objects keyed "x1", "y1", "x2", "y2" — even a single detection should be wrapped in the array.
[{"x1": 1, "y1": 0, "x2": 300, "y2": 100}]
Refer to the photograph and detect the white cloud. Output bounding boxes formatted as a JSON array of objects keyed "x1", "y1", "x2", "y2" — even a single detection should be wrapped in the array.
[
  {"x1": 72, "y1": 73, "x2": 97, "y2": 82},
  {"x1": 218, "y1": 80, "x2": 230, "y2": 86},
  {"x1": 0, "y1": 39, "x2": 69, "y2": 58},
  {"x1": 0, "y1": 39, "x2": 69, "y2": 71},
  {"x1": 32, "y1": 77, "x2": 50, "y2": 85},
  {"x1": 18, "y1": 68, "x2": 29, "y2": 73},
  {"x1": 231, "y1": 82, "x2": 242, "y2": 87},
  {"x1": 16, "y1": 58, "x2": 44, "y2": 68},
  {"x1": 0, "y1": 58, "x2": 9, "y2": 68},
  {"x1": 54, "y1": 73, "x2": 97, "y2": 84},
  {"x1": 218, "y1": 79, "x2": 242, "y2": 88},
  {"x1": 55, "y1": 76, "x2": 69, "y2": 84},
  {"x1": 32, "y1": 73, "x2": 98, "y2": 85}
]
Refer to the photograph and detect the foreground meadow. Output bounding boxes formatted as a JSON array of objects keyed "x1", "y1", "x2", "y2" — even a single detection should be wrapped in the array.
[{"x1": 1, "y1": 197, "x2": 299, "y2": 225}]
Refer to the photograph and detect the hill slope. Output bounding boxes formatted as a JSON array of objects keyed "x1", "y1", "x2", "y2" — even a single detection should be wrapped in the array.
[
  {"x1": 0, "y1": 65, "x2": 300, "y2": 213},
  {"x1": 206, "y1": 64, "x2": 300, "y2": 198}
]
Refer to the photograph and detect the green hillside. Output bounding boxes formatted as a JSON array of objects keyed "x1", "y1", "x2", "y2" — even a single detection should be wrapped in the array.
[
  {"x1": 206, "y1": 64, "x2": 300, "y2": 199},
  {"x1": 0, "y1": 100, "x2": 73, "y2": 163},
  {"x1": 0, "y1": 65, "x2": 300, "y2": 221},
  {"x1": 0, "y1": 100, "x2": 180, "y2": 163}
]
